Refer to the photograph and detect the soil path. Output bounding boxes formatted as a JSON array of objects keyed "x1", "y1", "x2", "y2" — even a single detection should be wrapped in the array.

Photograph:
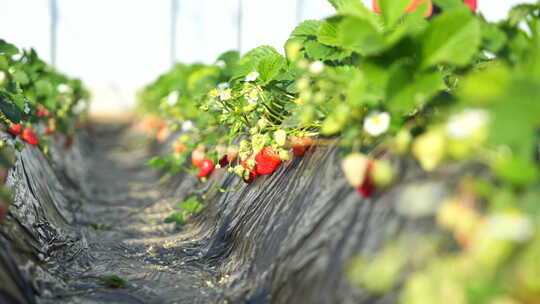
[{"x1": 54, "y1": 123, "x2": 218, "y2": 304}]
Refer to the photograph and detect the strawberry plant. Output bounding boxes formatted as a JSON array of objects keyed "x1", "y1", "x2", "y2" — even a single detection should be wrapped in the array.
[
  {"x1": 164, "y1": 196, "x2": 204, "y2": 229},
  {"x1": 138, "y1": 0, "x2": 540, "y2": 302}
]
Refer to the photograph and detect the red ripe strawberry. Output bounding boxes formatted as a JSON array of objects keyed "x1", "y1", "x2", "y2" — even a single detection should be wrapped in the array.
[
  {"x1": 373, "y1": 0, "x2": 433, "y2": 17},
  {"x1": 64, "y1": 136, "x2": 73, "y2": 149},
  {"x1": 174, "y1": 143, "x2": 187, "y2": 155},
  {"x1": 156, "y1": 125, "x2": 169, "y2": 143},
  {"x1": 191, "y1": 148, "x2": 206, "y2": 167},
  {"x1": 21, "y1": 128, "x2": 39, "y2": 146},
  {"x1": 255, "y1": 147, "x2": 282, "y2": 175},
  {"x1": 45, "y1": 127, "x2": 54, "y2": 135},
  {"x1": 241, "y1": 157, "x2": 259, "y2": 183},
  {"x1": 291, "y1": 136, "x2": 313, "y2": 157},
  {"x1": 37, "y1": 106, "x2": 50, "y2": 117},
  {"x1": 218, "y1": 155, "x2": 229, "y2": 167},
  {"x1": 463, "y1": 0, "x2": 477, "y2": 11},
  {"x1": 198, "y1": 159, "x2": 215, "y2": 178},
  {"x1": 7, "y1": 124, "x2": 22, "y2": 137},
  {"x1": 357, "y1": 162, "x2": 376, "y2": 198}
]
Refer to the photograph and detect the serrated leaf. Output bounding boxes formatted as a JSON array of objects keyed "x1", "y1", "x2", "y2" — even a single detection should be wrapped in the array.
[
  {"x1": 178, "y1": 196, "x2": 204, "y2": 213},
  {"x1": 387, "y1": 63, "x2": 444, "y2": 114},
  {"x1": 291, "y1": 20, "x2": 322, "y2": 37},
  {"x1": 0, "y1": 40, "x2": 19, "y2": 56},
  {"x1": 257, "y1": 53, "x2": 286, "y2": 85},
  {"x1": 421, "y1": 8, "x2": 481, "y2": 68},
  {"x1": 217, "y1": 50, "x2": 240, "y2": 66},
  {"x1": 0, "y1": 90, "x2": 21, "y2": 123},
  {"x1": 164, "y1": 212, "x2": 186, "y2": 227},
  {"x1": 317, "y1": 20, "x2": 340, "y2": 47},
  {"x1": 233, "y1": 46, "x2": 284, "y2": 81},
  {"x1": 304, "y1": 40, "x2": 334, "y2": 60},
  {"x1": 378, "y1": 0, "x2": 410, "y2": 27},
  {"x1": 328, "y1": 0, "x2": 377, "y2": 23},
  {"x1": 338, "y1": 16, "x2": 386, "y2": 55}
]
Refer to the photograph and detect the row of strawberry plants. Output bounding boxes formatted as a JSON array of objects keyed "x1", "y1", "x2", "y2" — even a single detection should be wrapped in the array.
[
  {"x1": 0, "y1": 39, "x2": 90, "y2": 222},
  {"x1": 138, "y1": 0, "x2": 539, "y2": 302}
]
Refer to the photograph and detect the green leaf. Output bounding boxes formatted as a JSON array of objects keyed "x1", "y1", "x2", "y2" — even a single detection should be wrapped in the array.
[
  {"x1": 421, "y1": 8, "x2": 481, "y2": 68},
  {"x1": 291, "y1": 20, "x2": 322, "y2": 37},
  {"x1": 493, "y1": 156, "x2": 539, "y2": 187},
  {"x1": 304, "y1": 40, "x2": 334, "y2": 59},
  {"x1": 13, "y1": 70, "x2": 29, "y2": 85},
  {"x1": 145, "y1": 157, "x2": 167, "y2": 168},
  {"x1": 217, "y1": 50, "x2": 240, "y2": 66},
  {"x1": 0, "y1": 90, "x2": 22, "y2": 123},
  {"x1": 338, "y1": 16, "x2": 386, "y2": 55},
  {"x1": 89, "y1": 223, "x2": 113, "y2": 231},
  {"x1": 432, "y1": 0, "x2": 466, "y2": 11},
  {"x1": 35, "y1": 80, "x2": 54, "y2": 96},
  {"x1": 177, "y1": 196, "x2": 204, "y2": 213},
  {"x1": 103, "y1": 275, "x2": 127, "y2": 289},
  {"x1": 234, "y1": 46, "x2": 285, "y2": 83},
  {"x1": 0, "y1": 40, "x2": 19, "y2": 56},
  {"x1": 304, "y1": 40, "x2": 352, "y2": 61},
  {"x1": 481, "y1": 21, "x2": 508, "y2": 53},
  {"x1": 346, "y1": 62, "x2": 387, "y2": 107},
  {"x1": 317, "y1": 20, "x2": 340, "y2": 47},
  {"x1": 164, "y1": 212, "x2": 186, "y2": 226},
  {"x1": 328, "y1": 0, "x2": 377, "y2": 23},
  {"x1": 257, "y1": 53, "x2": 287, "y2": 85},
  {"x1": 0, "y1": 56, "x2": 8, "y2": 70},
  {"x1": 458, "y1": 64, "x2": 510, "y2": 105},
  {"x1": 508, "y1": 4, "x2": 539, "y2": 27},
  {"x1": 386, "y1": 63, "x2": 444, "y2": 114},
  {"x1": 489, "y1": 80, "x2": 540, "y2": 159},
  {"x1": 378, "y1": 0, "x2": 410, "y2": 27}
]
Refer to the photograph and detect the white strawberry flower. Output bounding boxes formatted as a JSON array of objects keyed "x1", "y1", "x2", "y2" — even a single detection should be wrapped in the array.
[
  {"x1": 245, "y1": 71, "x2": 259, "y2": 82},
  {"x1": 167, "y1": 91, "x2": 180, "y2": 106},
  {"x1": 309, "y1": 61, "x2": 324, "y2": 74},
  {"x1": 57, "y1": 83, "x2": 72, "y2": 94},
  {"x1": 446, "y1": 109, "x2": 489, "y2": 140},
  {"x1": 0, "y1": 71, "x2": 5, "y2": 85},
  {"x1": 218, "y1": 82, "x2": 229, "y2": 90},
  {"x1": 181, "y1": 120, "x2": 194, "y2": 131},
  {"x1": 363, "y1": 112, "x2": 391, "y2": 136},
  {"x1": 245, "y1": 89, "x2": 259, "y2": 105},
  {"x1": 219, "y1": 88, "x2": 232, "y2": 101},
  {"x1": 73, "y1": 99, "x2": 87, "y2": 114}
]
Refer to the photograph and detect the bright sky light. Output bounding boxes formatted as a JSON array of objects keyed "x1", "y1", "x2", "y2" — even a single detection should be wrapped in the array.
[{"x1": 0, "y1": 0, "x2": 535, "y2": 113}]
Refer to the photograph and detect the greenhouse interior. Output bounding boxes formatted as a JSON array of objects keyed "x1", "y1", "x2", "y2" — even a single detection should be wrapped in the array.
[{"x1": 0, "y1": 0, "x2": 539, "y2": 303}]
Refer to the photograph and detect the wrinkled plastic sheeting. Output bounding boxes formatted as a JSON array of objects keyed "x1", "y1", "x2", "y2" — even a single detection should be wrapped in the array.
[
  {"x1": 161, "y1": 141, "x2": 443, "y2": 303},
  {"x1": 0, "y1": 125, "x2": 448, "y2": 304},
  {"x1": 0, "y1": 131, "x2": 90, "y2": 304}
]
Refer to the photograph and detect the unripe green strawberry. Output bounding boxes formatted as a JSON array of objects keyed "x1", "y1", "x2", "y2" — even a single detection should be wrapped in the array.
[
  {"x1": 372, "y1": 160, "x2": 395, "y2": 188},
  {"x1": 273, "y1": 130, "x2": 287, "y2": 146}
]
